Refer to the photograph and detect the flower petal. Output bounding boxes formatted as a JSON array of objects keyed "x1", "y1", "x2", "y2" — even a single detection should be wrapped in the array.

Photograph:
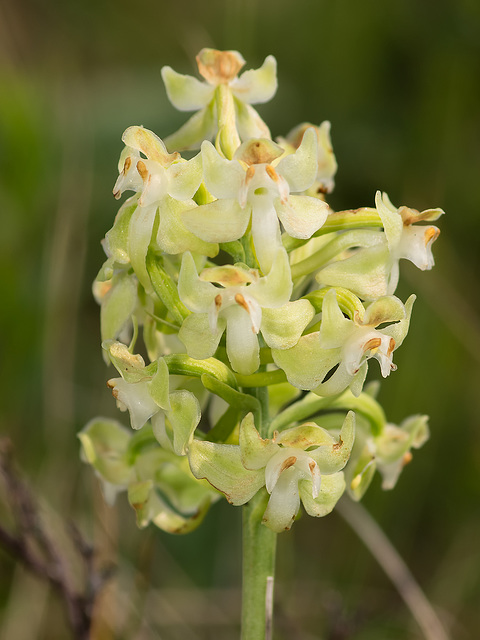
[
  {"x1": 263, "y1": 468, "x2": 300, "y2": 532},
  {"x1": 161, "y1": 66, "x2": 214, "y2": 111},
  {"x1": 277, "y1": 127, "x2": 318, "y2": 192},
  {"x1": 316, "y1": 243, "x2": 391, "y2": 301},
  {"x1": 275, "y1": 195, "x2": 329, "y2": 239},
  {"x1": 188, "y1": 440, "x2": 265, "y2": 505},
  {"x1": 167, "y1": 390, "x2": 201, "y2": 456},
  {"x1": 156, "y1": 197, "x2": 219, "y2": 257},
  {"x1": 225, "y1": 305, "x2": 260, "y2": 375},
  {"x1": 107, "y1": 378, "x2": 159, "y2": 430},
  {"x1": 235, "y1": 100, "x2": 272, "y2": 140},
  {"x1": 178, "y1": 252, "x2": 218, "y2": 312},
  {"x1": 201, "y1": 140, "x2": 245, "y2": 199},
  {"x1": 239, "y1": 412, "x2": 278, "y2": 470},
  {"x1": 261, "y1": 300, "x2": 314, "y2": 350},
  {"x1": 299, "y1": 472, "x2": 345, "y2": 518},
  {"x1": 272, "y1": 333, "x2": 341, "y2": 390},
  {"x1": 166, "y1": 152, "x2": 203, "y2": 200},
  {"x1": 127, "y1": 203, "x2": 158, "y2": 293},
  {"x1": 164, "y1": 105, "x2": 216, "y2": 152},
  {"x1": 230, "y1": 55, "x2": 277, "y2": 105},
  {"x1": 251, "y1": 248, "x2": 292, "y2": 308},
  {"x1": 182, "y1": 199, "x2": 251, "y2": 243},
  {"x1": 178, "y1": 313, "x2": 226, "y2": 360},
  {"x1": 318, "y1": 288, "x2": 355, "y2": 350}
]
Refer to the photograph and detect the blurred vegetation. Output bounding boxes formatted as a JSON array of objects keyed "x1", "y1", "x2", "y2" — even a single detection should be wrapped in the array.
[{"x1": 1, "y1": 0, "x2": 480, "y2": 638}]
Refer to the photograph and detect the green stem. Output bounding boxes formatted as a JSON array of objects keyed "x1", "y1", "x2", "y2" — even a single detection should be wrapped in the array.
[
  {"x1": 235, "y1": 369, "x2": 286, "y2": 388},
  {"x1": 269, "y1": 389, "x2": 386, "y2": 437},
  {"x1": 241, "y1": 490, "x2": 277, "y2": 640}
]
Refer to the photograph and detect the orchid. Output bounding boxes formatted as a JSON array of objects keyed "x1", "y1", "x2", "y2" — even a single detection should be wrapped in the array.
[
  {"x1": 279, "y1": 120, "x2": 338, "y2": 194},
  {"x1": 81, "y1": 47, "x2": 444, "y2": 640},
  {"x1": 111, "y1": 125, "x2": 217, "y2": 291},
  {"x1": 375, "y1": 190, "x2": 443, "y2": 294},
  {"x1": 104, "y1": 341, "x2": 201, "y2": 456},
  {"x1": 79, "y1": 418, "x2": 218, "y2": 534},
  {"x1": 346, "y1": 413, "x2": 429, "y2": 500},
  {"x1": 272, "y1": 288, "x2": 415, "y2": 396},
  {"x1": 161, "y1": 48, "x2": 277, "y2": 151},
  {"x1": 182, "y1": 131, "x2": 329, "y2": 271},
  {"x1": 177, "y1": 250, "x2": 314, "y2": 374},
  {"x1": 188, "y1": 412, "x2": 354, "y2": 533}
]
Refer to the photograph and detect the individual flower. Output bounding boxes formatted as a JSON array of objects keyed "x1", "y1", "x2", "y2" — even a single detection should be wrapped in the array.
[
  {"x1": 92, "y1": 257, "x2": 138, "y2": 346},
  {"x1": 375, "y1": 191, "x2": 443, "y2": 294},
  {"x1": 182, "y1": 131, "x2": 329, "y2": 272},
  {"x1": 272, "y1": 289, "x2": 415, "y2": 396},
  {"x1": 279, "y1": 121, "x2": 338, "y2": 194},
  {"x1": 161, "y1": 48, "x2": 277, "y2": 150},
  {"x1": 346, "y1": 413, "x2": 429, "y2": 499},
  {"x1": 79, "y1": 417, "x2": 218, "y2": 533},
  {"x1": 112, "y1": 125, "x2": 217, "y2": 291},
  {"x1": 188, "y1": 411, "x2": 354, "y2": 532},
  {"x1": 177, "y1": 250, "x2": 314, "y2": 375},
  {"x1": 104, "y1": 341, "x2": 201, "y2": 455}
]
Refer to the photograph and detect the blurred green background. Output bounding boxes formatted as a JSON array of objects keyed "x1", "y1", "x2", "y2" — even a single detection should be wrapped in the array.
[{"x1": 1, "y1": 0, "x2": 480, "y2": 638}]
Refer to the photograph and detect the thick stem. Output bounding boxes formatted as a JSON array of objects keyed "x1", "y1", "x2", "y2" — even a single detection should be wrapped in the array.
[{"x1": 241, "y1": 490, "x2": 277, "y2": 640}]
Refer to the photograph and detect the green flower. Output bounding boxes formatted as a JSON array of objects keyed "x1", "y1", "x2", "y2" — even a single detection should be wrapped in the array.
[
  {"x1": 112, "y1": 125, "x2": 217, "y2": 291},
  {"x1": 177, "y1": 250, "x2": 314, "y2": 375},
  {"x1": 104, "y1": 341, "x2": 200, "y2": 455},
  {"x1": 182, "y1": 132, "x2": 328, "y2": 271},
  {"x1": 188, "y1": 412, "x2": 354, "y2": 532},
  {"x1": 79, "y1": 418, "x2": 218, "y2": 534},
  {"x1": 161, "y1": 48, "x2": 277, "y2": 151},
  {"x1": 272, "y1": 289, "x2": 415, "y2": 396}
]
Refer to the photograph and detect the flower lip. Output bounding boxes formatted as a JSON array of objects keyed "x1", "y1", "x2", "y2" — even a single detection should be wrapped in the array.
[{"x1": 196, "y1": 48, "x2": 246, "y2": 85}]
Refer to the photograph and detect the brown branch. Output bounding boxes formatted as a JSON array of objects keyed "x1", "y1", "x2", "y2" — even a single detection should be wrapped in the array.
[{"x1": 0, "y1": 438, "x2": 114, "y2": 640}]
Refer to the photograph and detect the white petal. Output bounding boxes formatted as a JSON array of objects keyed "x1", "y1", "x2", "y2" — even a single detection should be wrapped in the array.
[
  {"x1": 277, "y1": 128, "x2": 318, "y2": 192},
  {"x1": 127, "y1": 203, "x2": 158, "y2": 292},
  {"x1": 375, "y1": 190, "x2": 403, "y2": 249},
  {"x1": 235, "y1": 101, "x2": 272, "y2": 140},
  {"x1": 263, "y1": 468, "x2": 300, "y2": 532},
  {"x1": 108, "y1": 378, "x2": 158, "y2": 431},
  {"x1": 225, "y1": 306, "x2": 260, "y2": 375},
  {"x1": 178, "y1": 252, "x2": 218, "y2": 312},
  {"x1": 230, "y1": 55, "x2": 277, "y2": 105},
  {"x1": 251, "y1": 248, "x2": 292, "y2": 308},
  {"x1": 261, "y1": 300, "x2": 315, "y2": 350},
  {"x1": 182, "y1": 199, "x2": 251, "y2": 243},
  {"x1": 276, "y1": 195, "x2": 329, "y2": 239},
  {"x1": 250, "y1": 196, "x2": 282, "y2": 273},
  {"x1": 164, "y1": 106, "x2": 216, "y2": 152},
  {"x1": 161, "y1": 66, "x2": 214, "y2": 111},
  {"x1": 178, "y1": 313, "x2": 226, "y2": 360},
  {"x1": 201, "y1": 141, "x2": 245, "y2": 199},
  {"x1": 397, "y1": 225, "x2": 439, "y2": 270},
  {"x1": 166, "y1": 152, "x2": 203, "y2": 201}
]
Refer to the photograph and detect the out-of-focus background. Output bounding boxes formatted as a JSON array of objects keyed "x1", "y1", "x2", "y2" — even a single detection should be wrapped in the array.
[{"x1": 1, "y1": 1, "x2": 480, "y2": 638}]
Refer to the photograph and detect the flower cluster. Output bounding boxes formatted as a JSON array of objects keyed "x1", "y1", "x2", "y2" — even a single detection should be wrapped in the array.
[{"x1": 82, "y1": 49, "x2": 442, "y2": 534}]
